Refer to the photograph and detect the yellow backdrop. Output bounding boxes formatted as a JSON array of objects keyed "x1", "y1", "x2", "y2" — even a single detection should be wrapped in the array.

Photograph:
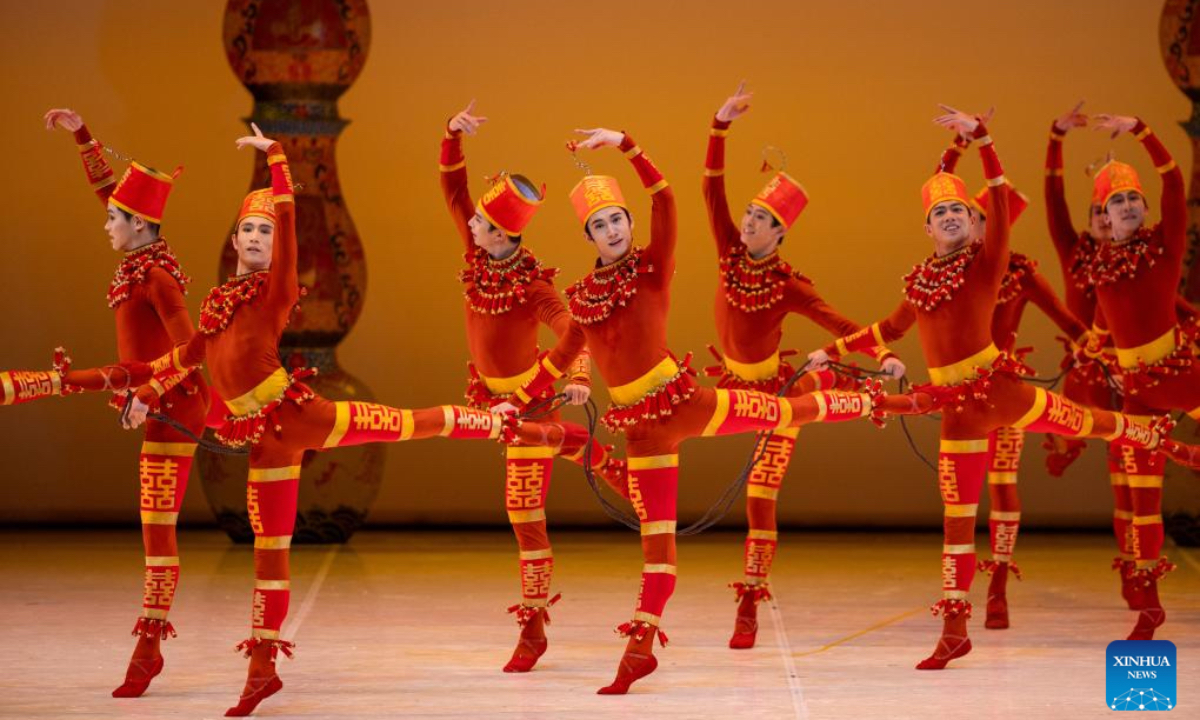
[{"x1": 0, "y1": 1, "x2": 1191, "y2": 527}]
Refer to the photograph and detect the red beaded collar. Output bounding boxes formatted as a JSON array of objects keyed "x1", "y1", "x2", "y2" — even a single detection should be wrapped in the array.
[
  {"x1": 720, "y1": 246, "x2": 808, "y2": 312},
  {"x1": 1087, "y1": 227, "x2": 1163, "y2": 288},
  {"x1": 199, "y1": 271, "x2": 269, "y2": 336},
  {"x1": 107, "y1": 240, "x2": 190, "y2": 309},
  {"x1": 903, "y1": 240, "x2": 981, "y2": 312},
  {"x1": 997, "y1": 252, "x2": 1037, "y2": 305},
  {"x1": 458, "y1": 246, "x2": 558, "y2": 316},
  {"x1": 566, "y1": 247, "x2": 654, "y2": 325}
]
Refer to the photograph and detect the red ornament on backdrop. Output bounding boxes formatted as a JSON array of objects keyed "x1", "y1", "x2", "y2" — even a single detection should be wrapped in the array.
[{"x1": 197, "y1": 0, "x2": 378, "y2": 543}]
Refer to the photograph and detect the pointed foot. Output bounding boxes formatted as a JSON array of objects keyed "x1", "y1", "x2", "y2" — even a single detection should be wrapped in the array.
[
  {"x1": 597, "y1": 652, "x2": 657, "y2": 695},
  {"x1": 111, "y1": 655, "x2": 164, "y2": 698},
  {"x1": 915, "y1": 637, "x2": 972, "y2": 670},
  {"x1": 224, "y1": 675, "x2": 282, "y2": 717}
]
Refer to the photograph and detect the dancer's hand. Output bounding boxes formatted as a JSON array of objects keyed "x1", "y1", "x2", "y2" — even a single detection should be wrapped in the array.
[
  {"x1": 122, "y1": 395, "x2": 150, "y2": 429},
  {"x1": 880, "y1": 356, "x2": 906, "y2": 380},
  {"x1": 806, "y1": 348, "x2": 831, "y2": 371},
  {"x1": 1092, "y1": 114, "x2": 1138, "y2": 139},
  {"x1": 716, "y1": 80, "x2": 753, "y2": 123},
  {"x1": 1073, "y1": 329, "x2": 1106, "y2": 361},
  {"x1": 491, "y1": 401, "x2": 519, "y2": 416},
  {"x1": 563, "y1": 383, "x2": 591, "y2": 405},
  {"x1": 570, "y1": 128, "x2": 623, "y2": 151},
  {"x1": 933, "y1": 104, "x2": 981, "y2": 136},
  {"x1": 44, "y1": 108, "x2": 83, "y2": 132},
  {"x1": 449, "y1": 99, "x2": 488, "y2": 135},
  {"x1": 235, "y1": 122, "x2": 276, "y2": 152},
  {"x1": 1053, "y1": 101, "x2": 1087, "y2": 133}
]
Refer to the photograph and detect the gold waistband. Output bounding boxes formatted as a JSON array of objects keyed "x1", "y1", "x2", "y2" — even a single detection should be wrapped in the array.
[
  {"x1": 928, "y1": 344, "x2": 1000, "y2": 387},
  {"x1": 725, "y1": 352, "x2": 780, "y2": 382},
  {"x1": 1115, "y1": 327, "x2": 1177, "y2": 369},
  {"x1": 481, "y1": 361, "x2": 540, "y2": 395},
  {"x1": 610, "y1": 357, "x2": 680, "y2": 406},
  {"x1": 225, "y1": 367, "x2": 291, "y2": 417}
]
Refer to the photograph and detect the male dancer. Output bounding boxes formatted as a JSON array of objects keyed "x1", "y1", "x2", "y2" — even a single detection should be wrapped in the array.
[
  {"x1": 1076, "y1": 112, "x2": 1200, "y2": 640},
  {"x1": 809, "y1": 108, "x2": 1189, "y2": 669},
  {"x1": 498, "y1": 126, "x2": 935, "y2": 693},
  {"x1": 1, "y1": 109, "x2": 211, "y2": 698},
  {"x1": 1044, "y1": 104, "x2": 1198, "y2": 615},
  {"x1": 936, "y1": 140, "x2": 1089, "y2": 630},
  {"x1": 124, "y1": 125, "x2": 581, "y2": 715},
  {"x1": 439, "y1": 100, "x2": 626, "y2": 672},
  {"x1": 701, "y1": 84, "x2": 904, "y2": 649}
]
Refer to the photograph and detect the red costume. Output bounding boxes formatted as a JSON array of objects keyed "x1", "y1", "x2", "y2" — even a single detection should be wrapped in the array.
[
  {"x1": 439, "y1": 125, "x2": 625, "y2": 672},
  {"x1": 1042, "y1": 126, "x2": 1199, "y2": 608},
  {"x1": 702, "y1": 114, "x2": 898, "y2": 649},
  {"x1": 939, "y1": 142, "x2": 1089, "y2": 630},
  {"x1": 1078, "y1": 120, "x2": 1199, "y2": 641},
  {"x1": 136, "y1": 143, "x2": 574, "y2": 716},
  {"x1": 0, "y1": 125, "x2": 210, "y2": 698},
  {"x1": 824, "y1": 122, "x2": 1175, "y2": 670},
  {"x1": 508, "y1": 132, "x2": 933, "y2": 694}
]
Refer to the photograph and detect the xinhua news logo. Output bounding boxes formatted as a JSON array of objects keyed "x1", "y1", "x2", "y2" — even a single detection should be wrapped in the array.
[{"x1": 1106, "y1": 640, "x2": 1176, "y2": 711}]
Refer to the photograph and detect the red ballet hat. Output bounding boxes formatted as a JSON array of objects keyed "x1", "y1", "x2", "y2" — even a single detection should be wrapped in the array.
[{"x1": 109, "y1": 162, "x2": 181, "y2": 224}]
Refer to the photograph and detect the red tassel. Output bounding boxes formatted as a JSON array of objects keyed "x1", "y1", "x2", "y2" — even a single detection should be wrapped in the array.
[
  {"x1": 234, "y1": 637, "x2": 295, "y2": 660},
  {"x1": 131, "y1": 617, "x2": 177, "y2": 641},
  {"x1": 930, "y1": 598, "x2": 972, "y2": 620}
]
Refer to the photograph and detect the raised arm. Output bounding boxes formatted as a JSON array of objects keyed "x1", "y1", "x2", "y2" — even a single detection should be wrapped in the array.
[
  {"x1": 439, "y1": 101, "x2": 487, "y2": 250},
  {"x1": 45, "y1": 108, "x2": 118, "y2": 205},
  {"x1": 933, "y1": 107, "x2": 1009, "y2": 267},
  {"x1": 573, "y1": 127, "x2": 675, "y2": 276},
  {"x1": 935, "y1": 134, "x2": 970, "y2": 175},
  {"x1": 236, "y1": 129, "x2": 298, "y2": 314},
  {"x1": 704, "y1": 83, "x2": 753, "y2": 253},
  {"x1": 1094, "y1": 114, "x2": 1185, "y2": 257},
  {"x1": 622, "y1": 134, "x2": 675, "y2": 274},
  {"x1": 1045, "y1": 102, "x2": 1087, "y2": 266}
]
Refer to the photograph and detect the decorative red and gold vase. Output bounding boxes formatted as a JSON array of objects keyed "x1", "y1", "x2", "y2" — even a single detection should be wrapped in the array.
[{"x1": 197, "y1": 0, "x2": 378, "y2": 543}]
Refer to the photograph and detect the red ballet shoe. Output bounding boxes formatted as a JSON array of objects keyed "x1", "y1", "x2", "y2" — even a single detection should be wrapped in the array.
[
  {"x1": 503, "y1": 596, "x2": 559, "y2": 673},
  {"x1": 112, "y1": 617, "x2": 175, "y2": 698},
  {"x1": 597, "y1": 621, "x2": 667, "y2": 695},
  {"x1": 979, "y1": 561, "x2": 1020, "y2": 630},
  {"x1": 112, "y1": 655, "x2": 163, "y2": 698},
  {"x1": 916, "y1": 600, "x2": 972, "y2": 670},
  {"x1": 597, "y1": 651, "x2": 658, "y2": 695},
  {"x1": 225, "y1": 675, "x2": 283, "y2": 717},
  {"x1": 1125, "y1": 562, "x2": 1173, "y2": 641},
  {"x1": 1128, "y1": 608, "x2": 1166, "y2": 641},
  {"x1": 728, "y1": 582, "x2": 771, "y2": 649},
  {"x1": 224, "y1": 637, "x2": 293, "y2": 717}
]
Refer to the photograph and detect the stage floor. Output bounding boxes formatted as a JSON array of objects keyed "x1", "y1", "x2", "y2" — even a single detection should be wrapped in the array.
[{"x1": 0, "y1": 529, "x2": 1196, "y2": 719}]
